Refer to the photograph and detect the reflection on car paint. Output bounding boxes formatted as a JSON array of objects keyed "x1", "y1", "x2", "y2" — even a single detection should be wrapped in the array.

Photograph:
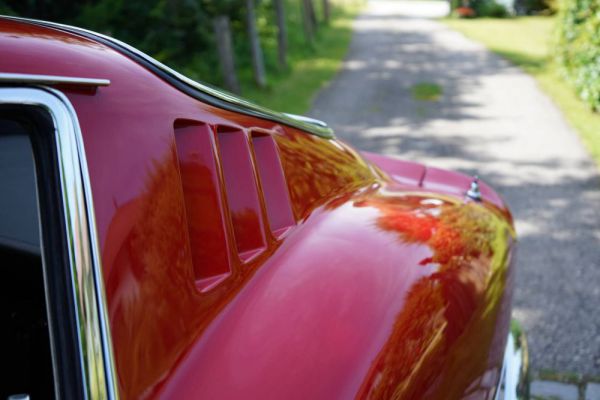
[
  {"x1": 354, "y1": 193, "x2": 515, "y2": 399},
  {"x1": 0, "y1": 17, "x2": 519, "y2": 399}
]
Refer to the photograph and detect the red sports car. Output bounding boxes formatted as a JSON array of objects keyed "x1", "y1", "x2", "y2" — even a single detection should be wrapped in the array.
[{"x1": 0, "y1": 16, "x2": 527, "y2": 400}]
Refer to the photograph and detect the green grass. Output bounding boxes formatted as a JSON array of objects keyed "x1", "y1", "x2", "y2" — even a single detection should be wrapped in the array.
[
  {"x1": 443, "y1": 16, "x2": 600, "y2": 167},
  {"x1": 241, "y1": 1, "x2": 364, "y2": 114},
  {"x1": 411, "y1": 82, "x2": 443, "y2": 101}
]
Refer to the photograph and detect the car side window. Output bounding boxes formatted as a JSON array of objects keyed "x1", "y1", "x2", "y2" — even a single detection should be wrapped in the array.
[{"x1": 0, "y1": 117, "x2": 55, "y2": 399}]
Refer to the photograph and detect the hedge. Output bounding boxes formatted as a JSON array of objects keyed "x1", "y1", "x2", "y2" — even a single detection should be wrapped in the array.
[{"x1": 556, "y1": 0, "x2": 600, "y2": 111}]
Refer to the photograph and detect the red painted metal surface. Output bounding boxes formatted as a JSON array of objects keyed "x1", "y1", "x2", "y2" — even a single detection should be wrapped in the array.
[
  {"x1": 251, "y1": 132, "x2": 295, "y2": 235},
  {"x1": 174, "y1": 121, "x2": 232, "y2": 290},
  {"x1": 216, "y1": 126, "x2": 267, "y2": 260},
  {"x1": 362, "y1": 151, "x2": 426, "y2": 187},
  {"x1": 0, "y1": 18, "x2": 517, "y2": 400}
]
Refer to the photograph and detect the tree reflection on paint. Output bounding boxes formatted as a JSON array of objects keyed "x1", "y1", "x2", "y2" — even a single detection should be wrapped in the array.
[
  {"x1": 178, "y1": 158, "x2": 230, "y2": 279},
  {"x1": 101, "y1": 133, "x2": 378, "y2": 398},
  {"x1": 355, "y1": 194, "x2": 515, "y2": 399},
  {"x1": 103, "y1": 146, "x2": 202, "y2": 398},
  {"x1": 276, "y1": 131, "x2": 374, "y2": 219},
  {"x1": 230, "y1": 207, "x2": 263, "y2": 250},
  {"x1": 100, "y1": 129, "x2": 516, "y2": 399}
]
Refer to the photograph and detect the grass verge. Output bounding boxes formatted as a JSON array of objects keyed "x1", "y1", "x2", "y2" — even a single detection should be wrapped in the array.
[
  {"x1": 442, "y1": 17, "x2": 600, "y2": 167},
  {"x1": 241, "y1": 1, "x2": 364, "y2": 114}
]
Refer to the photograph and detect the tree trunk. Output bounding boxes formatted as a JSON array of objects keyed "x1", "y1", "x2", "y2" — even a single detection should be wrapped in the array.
[
  {"x1": 246, "y1": 0, "x2": 267, "y2": 88},
  {"x1": 301, "y1": 0, "x2": 314, "y2": 45},
  {"x1": 274, "y1": 0, "x2": 288, "y2": 70},
  {"x1": 307, "y1": 0, "x2": 318, "y2": 32},
  {"x1": 213, "y1": 15, "x2": 240, "y2": 94},
  {"x1": 322, "y1": 0, "x2": 330, "y2": 24}
]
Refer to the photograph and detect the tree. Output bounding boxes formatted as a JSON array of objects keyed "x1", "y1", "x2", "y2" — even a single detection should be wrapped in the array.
[
  {"x1": 321, "y1": 0, "x2": 330, "y2": 24},
  {"x1": 274, "y1": 0, "x2": 288, "y2": 70},
  {"x1": 202, "y1": 0, "x2": 243, "y2": 92},
  {"x1": 301, "y1": 0, "x2": 315, "y2": 45},
  {"x1": 213, "y1": 15, "x2": 240, "y2": 93},
  {"x1": 246, "y1": 0, "x2": 267, "y2": 88},
  {"x1": 307, "y1": 0, "x2": 318, "y2": 32}
]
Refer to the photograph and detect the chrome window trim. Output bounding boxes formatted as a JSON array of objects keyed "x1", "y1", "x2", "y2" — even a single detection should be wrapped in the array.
[
  {"x1": 0, "y1": 87, "x2": 118, "y2": 399},
  {"x1": 1, "y1": 15, "x2": 334, "y2": 139},
  {"x1": 0, "y1": 72, "x2": 110, "y2": 87}
]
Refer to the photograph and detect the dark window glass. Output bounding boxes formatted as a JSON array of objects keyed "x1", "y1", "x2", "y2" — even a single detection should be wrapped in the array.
[{"x1": 0, "y1": 117, "x2": 55, "y2": 399}]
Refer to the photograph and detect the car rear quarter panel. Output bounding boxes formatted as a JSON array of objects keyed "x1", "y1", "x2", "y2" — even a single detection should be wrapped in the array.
[{"x1": 0, "y1": 19, "x2": 516, "y2": 399}]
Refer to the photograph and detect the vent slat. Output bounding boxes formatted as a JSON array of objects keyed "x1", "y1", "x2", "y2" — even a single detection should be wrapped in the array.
[
  {"x1": 251, "y1": 134, "x2": 295, "y2": 236},
  {"x1": 217, "y1": 128, "x2": 267, "y2": 261},
  {"x1": 174, "y1": 121, "x2": 231, "y2": 291}
]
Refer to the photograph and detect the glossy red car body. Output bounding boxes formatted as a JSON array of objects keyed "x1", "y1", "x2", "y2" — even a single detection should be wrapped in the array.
[{"x1": 0, "y1": 17, "x2": 520, "y2": 399}]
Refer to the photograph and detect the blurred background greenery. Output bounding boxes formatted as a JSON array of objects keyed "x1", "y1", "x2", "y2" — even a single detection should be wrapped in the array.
[
  {"x1": 0, "y1": 0, "x2": 363, "y2": 113},
  {"x1": 0, "y1": 0, "x2": 597, "y2": 162},
  {"x1": 445, "y1": 0, "x2": 600, "y2": 165}
]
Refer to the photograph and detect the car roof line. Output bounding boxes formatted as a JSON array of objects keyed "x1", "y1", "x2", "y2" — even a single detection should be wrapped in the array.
[{"x1": 0, "y1": 15, "x2": 335, "y2": 139}]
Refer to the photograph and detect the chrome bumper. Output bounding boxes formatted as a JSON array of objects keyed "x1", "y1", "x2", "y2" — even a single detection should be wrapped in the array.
[{"x1": 496, "y1": 320, "x2": 530, "y2": 400}]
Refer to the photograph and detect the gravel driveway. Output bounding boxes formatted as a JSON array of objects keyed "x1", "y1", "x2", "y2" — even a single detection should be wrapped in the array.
[{"x1": 310, "y1": 0, "x2": 600, "y2": 376}]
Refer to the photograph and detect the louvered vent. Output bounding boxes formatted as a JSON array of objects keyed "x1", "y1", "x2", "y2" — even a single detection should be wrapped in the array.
[
  {"x1": 216, "y1": 126, "x2": 267, "y2": 261},
  {"x1": 175, "y1": 121, "x2": 297, "y2": 290},
  {"x1": 174, "y1": 120, "x2": 231, "y2": 291}
]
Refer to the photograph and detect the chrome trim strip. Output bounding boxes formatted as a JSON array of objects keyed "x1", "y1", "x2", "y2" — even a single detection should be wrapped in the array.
[
  {"x1": 496, "y1": 320, "x2": 529, "y2": 400},
  {"x1": 0, "y1": 16, "x2": 334, "y2": 139},
  {"x1": 283, "y1": 113, "x2": 330, "y2": 128},
  {"x1": 0, "y1": 72, "x2": 110, "y2": 87},
  {"x1": 0, "y1": 87, "x2": 118, "y2": 399}
]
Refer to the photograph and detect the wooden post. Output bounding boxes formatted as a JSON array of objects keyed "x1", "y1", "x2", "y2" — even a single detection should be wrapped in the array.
[
  {"x1": 246, "y1": 0, "x2": 267, "y2": 88},
  {"x1": 213, "y1": 15, "x2": 240, "y2": 94},
  {"x1": 322, "y1": 0, "x2": 330, "y2": 24},
  {"x1": 301, "y1": 0, "x2": 314, "y2": 45},
  {"x1": 274, "y1": 0, "x2": 288, "y2": 70}
]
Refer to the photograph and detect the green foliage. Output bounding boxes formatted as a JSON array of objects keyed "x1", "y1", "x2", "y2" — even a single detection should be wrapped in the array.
[
  {"x1": 556, "y1": 0, "x2": 600, "y2": 111},
  {"x1": 244, "y1": 1, "x2": 363, "y2": 113},
  {"x1": 470, "y1": 0, "x2": 509, "y2": 17},
  {"x1": 201, "y1": 0, "x2": 244, "y2": 16},
  {"x1": 0, "y1": 0, "x2": 362, "y2": 113},
  {"x1": 0, "y1": 2, "x2": 14, "y2": 14},
  {"x1": 514, "y1": 0, "x2": 556, "y2": 14},
  {"x1": 411, "y1": 82, "x2": 443, "y2": 101},
  {"x1": 480, "y1": 1, "x2": 509, "y2": 17},
  {"x1": 0, "y1": 0, "x2": 84, "y2": 21},
  {"x1": 0, "y1": 0, "x2": 219, "y2": 71},
  {"x1": 450, "y1": 0, "x2": 509, "y2": 18},
  {"x1": 76, "y1": 0, "x2": 218, "y2": 68},
  {"x1": 0, "y1": 0, "x2": 355, "y2": 96}
]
